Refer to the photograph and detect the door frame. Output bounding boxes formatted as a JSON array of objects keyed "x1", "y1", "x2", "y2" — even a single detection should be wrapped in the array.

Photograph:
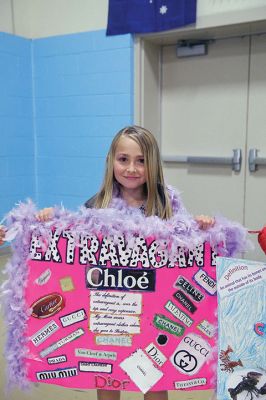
[{"x1": 134, "y1": 20, "x2": 266, "y2": 146}]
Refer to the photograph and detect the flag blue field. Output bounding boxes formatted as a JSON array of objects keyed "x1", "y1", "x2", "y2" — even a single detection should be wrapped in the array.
[{"x1": 107, "y1": 0, "x2": 197, "y2": 35}]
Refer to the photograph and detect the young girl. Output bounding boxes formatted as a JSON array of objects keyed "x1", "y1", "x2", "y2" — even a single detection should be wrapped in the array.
[
  {"x1": 33, "y1": 125, "x2": 213, "y2": 227},
  {"x1": 0, "y1": 125, "x2": 214, "y2": 400}
]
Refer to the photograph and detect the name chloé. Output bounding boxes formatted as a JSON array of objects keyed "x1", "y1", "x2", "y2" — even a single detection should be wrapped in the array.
[{"x1": 86, "y1": 267, "x2": 155, "y2": 292}]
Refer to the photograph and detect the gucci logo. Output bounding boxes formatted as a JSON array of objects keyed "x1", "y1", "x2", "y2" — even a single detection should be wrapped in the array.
[{"x1": 173, "y1": 350, "x2": 198, "y2": 373}]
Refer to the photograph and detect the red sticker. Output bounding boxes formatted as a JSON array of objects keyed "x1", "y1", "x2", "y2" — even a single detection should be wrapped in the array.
[{"x1": 31, "y1": 293, "x2": 65, "y2": 319}]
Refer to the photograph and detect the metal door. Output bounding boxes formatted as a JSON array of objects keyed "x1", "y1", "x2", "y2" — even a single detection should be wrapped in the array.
[
  {"x1": 161, "y1": 36, "x2": 266, "y2": 261},
  {"x1": 245, "y1": 35, "x2": 266, "y2": 260}
]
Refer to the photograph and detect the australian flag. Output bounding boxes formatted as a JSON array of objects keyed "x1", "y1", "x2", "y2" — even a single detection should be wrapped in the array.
[{"x1": 107, "y1": 0, "x2": 197, "y2": 36}]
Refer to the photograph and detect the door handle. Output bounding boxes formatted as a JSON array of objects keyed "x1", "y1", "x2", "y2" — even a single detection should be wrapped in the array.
[
  {"x1": 162, "y1": 149, "x2": 242, "y2": 172},
  {"x1": 249, "y1": 149, "x2": 266, "y2": 172}
]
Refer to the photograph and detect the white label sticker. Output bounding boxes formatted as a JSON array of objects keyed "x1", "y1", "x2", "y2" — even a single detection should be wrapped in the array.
[
  {"x1": 36, "y1": 367, "x2": 78, "y2": 380},
  {"x1": 40, "y1": 328, "x2": 85, "y2": 358},
  {"x1": 75, "y1": 348, "x2": 117, "y2": 360},
  {"x1": 197, "y1": 320, "x2": 215, "y2": 338},
  {"x1": 164, "y1": 300, "x2": 193, "y2": 327},
  {"x1": 193, "y1": 270, "x2": 217, "y2": 295},
  {"x1": 79, "y1": 361, "x2": 112, "y2": 373},
  {"x1": 35, "y1": 269, "x2": 51, "y2": 286},
  {"x1": 90, "y1": 313, "x2": 140, "y2": 335},
  {"x1": 145, "y1": 343, "x2": 167, "y2": 367},
  {"x1": 90, "y1": 291, "x2": 142, "y2": 315},
  {"x1": 60, "y1": 309, "x2": 87, "y2": 327},
  {"x1": 174, "y1": 377, "x2": 207, "y2": 389},
  {"x1": 95, "y1": 335, "x2": 132, "y2": 347},
  {"x1": 31, "y1": 320, "x2": 59, "y2": 347},
  {"x1": 120, "y1": 349, "x2": 163, "y2": 394},
  {"x1": 47, "y1": 355, "x2": 67, "y2": 364},
  {"x1": 170, "y1": 333, "x2": 211, "y2": 376}
]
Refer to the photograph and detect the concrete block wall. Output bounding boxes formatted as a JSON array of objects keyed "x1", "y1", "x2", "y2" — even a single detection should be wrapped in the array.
[
  {"x1": 0, "y1": 30, "x2": 133, "y2": 218},
  {"x1": 33, "y1": 30, "x2": 133, "y2": 209},
  {"x1": 0, "y1": 32, "x2": 35, "y2": 219}
]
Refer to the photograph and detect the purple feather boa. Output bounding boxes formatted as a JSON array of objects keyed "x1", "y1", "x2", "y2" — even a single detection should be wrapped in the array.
[{"x1": 1, "y1": 200, "x2": 249, "y2": 391}]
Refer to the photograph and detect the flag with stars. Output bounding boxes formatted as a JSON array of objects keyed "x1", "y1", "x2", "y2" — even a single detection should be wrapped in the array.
[{"x1": 107, "y1": 0, "x2": 197, "y2": 36}]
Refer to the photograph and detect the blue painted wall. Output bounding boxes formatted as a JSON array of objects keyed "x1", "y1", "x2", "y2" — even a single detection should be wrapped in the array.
[
  {"x1": 33, "y1": 30, "x2": 133, "y2": 209},
  {"x1": 0, "y1": 32, "x2": 35, "y2": 220},
  {"x1": 0, "y1": 30, "x2": 133, "y2": 219}
]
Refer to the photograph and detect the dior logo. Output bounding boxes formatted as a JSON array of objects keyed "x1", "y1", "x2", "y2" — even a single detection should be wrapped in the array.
[
  {"x1": 95, "y1": 375, "x2": 130, "y2": 390},
  {"x1": 145, "y1": 343, "x2": 167, "y2": 367}
]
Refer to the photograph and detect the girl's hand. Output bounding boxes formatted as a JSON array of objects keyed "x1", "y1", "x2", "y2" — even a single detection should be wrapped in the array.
[
  {"x1": 0, "y1": 225, "x2": 6, "y2": 246},
  {"x1": 195, "y1": 215, "x2": 215, "y2": 230},
  {"x1": 36, "y1": 207, "x2": 54, "y2": 222}
]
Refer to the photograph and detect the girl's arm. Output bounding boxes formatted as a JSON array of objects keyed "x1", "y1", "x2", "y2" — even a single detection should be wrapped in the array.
[
  {"x1": 195, "y1": 215, "x2": 215, "y2": 230},
  {"x1": 0, "y1": 208, "x2": 54, "y2": 246},
  {"x1": 35, "y1": 207, "x2": 54, "y2": 222},
  {"x1": 0, "y1": 225, "x2": 6, "y2": 246}
]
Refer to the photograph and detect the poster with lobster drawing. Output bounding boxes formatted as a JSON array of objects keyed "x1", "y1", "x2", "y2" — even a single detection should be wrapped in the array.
[{"x1": 217, "y1": 257, "x2": 266, "y2": 400}]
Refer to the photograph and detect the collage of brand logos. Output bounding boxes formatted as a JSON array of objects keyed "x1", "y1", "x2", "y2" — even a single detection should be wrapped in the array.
[{"x1": 26, "y1": 231, "x2": 218, "y2": 393}]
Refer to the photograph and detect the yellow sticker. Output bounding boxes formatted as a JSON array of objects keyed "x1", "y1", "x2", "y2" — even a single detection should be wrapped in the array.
[{"x1": 60, "y1": 276, "x2": 75, "y2": 292}]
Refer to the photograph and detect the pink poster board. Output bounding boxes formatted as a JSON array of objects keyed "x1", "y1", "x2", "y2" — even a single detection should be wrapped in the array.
[
  {"x1": 3, "y1": 203, "x2": 247, "y2": 393},
  {"x1": 25, "y1": 231, "x2": 217, "y2": 393}
]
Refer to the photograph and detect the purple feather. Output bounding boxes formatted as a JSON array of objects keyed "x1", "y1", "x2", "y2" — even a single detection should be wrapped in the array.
[{"x1": 1, "y1": 199, "x2": 249, "y2": 390}]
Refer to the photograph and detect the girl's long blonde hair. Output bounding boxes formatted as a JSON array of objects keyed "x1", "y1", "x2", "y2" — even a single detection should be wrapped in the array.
[{"x1": 94, "y1": 126, "x2": 173, "y2": 219}]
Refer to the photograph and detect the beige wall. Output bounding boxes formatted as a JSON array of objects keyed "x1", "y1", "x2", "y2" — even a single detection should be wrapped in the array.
[
  {"x1": 0, "y1": 0, "x2": 14, "y2": 34},
  {"x1": 0, "y1": 0, "x2": 109, "y2": 37},
  {"x1": 197, "y1": 0, "x2": 266, "y2": 28},
  {"x1": 13, "y1": 0, "x2": 109, "y2": 38},
  {"x1": 1, "y1": 0, "x2": 266, "y2": 38}
]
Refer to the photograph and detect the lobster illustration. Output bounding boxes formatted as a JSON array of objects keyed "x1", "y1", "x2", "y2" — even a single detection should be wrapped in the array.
[
  {"x1": 228, "y1": 371, "x2": 266, "y2": 400},
  {"x1": 219, "y1": 345, "x2": 243, "y2": 373}
]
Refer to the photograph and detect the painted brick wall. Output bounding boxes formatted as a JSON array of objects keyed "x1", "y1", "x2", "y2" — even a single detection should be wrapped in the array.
[
  {"x1": 33, "y1": 30, "x2": 133, "y2": 210},
  {"x1": 0, "y1": 32, "x2": 35, "y2": 220}
]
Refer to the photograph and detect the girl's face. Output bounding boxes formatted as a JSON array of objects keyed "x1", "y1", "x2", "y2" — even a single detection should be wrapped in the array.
[{"x1": 113, "y1": 136, "x2": 147, "y2": 192}]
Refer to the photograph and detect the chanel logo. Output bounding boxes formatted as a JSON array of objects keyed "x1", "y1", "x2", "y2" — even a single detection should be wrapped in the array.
[{"x1": 173, "y1": 350, "x2": 197, "y2": 373}]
